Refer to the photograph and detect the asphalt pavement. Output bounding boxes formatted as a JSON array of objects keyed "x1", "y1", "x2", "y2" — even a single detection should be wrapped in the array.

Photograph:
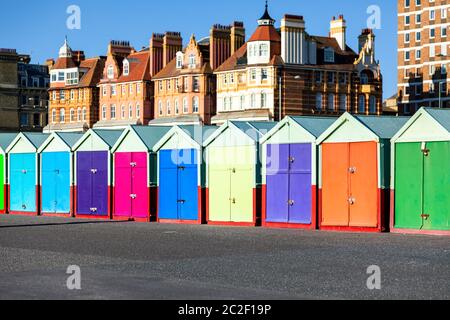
[{"x1": 0, "y1": 215, "x2": 448, "y2": 300}]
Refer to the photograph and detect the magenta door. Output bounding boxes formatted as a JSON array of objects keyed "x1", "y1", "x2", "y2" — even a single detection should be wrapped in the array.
[
  {"x1": 114, "y1": 153, "x2": 132, "y2": 218},
  {"x1": 130, "y1": 153, "x2": 148, "y2": 219}
]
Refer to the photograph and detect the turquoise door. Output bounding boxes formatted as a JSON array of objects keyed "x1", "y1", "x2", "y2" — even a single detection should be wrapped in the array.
[{"x1": 10, "y1": 153, "x2": 36, "y2": 213}]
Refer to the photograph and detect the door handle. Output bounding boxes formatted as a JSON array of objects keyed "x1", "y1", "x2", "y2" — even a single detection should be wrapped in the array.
[
  {"x1": 288, "y1": 200, "x2": 295, "y2": 206},
  {"x1": 130, "y1": 162, "x2": 137, "y2": 167},
  {"x1": 348, "y1": 197, "x2": 356, "y2": 205},
  {"x1": 231, "y1": 198, "x2": 236, "y2": 204},
  {"x1": 231, "y1": 168, "x2": 236, "y2": 173},
  {"x1": 178, "y1": 200, "x2": 186, "y2": 204},
  {"x1": 90, "y1": 208, "x2": 98, "y2": 212},
  {"x1": 289, "y1": 157, "x2": 295, "y2": 163},
  {"x1": 178, "y1": 166, "x2": 185, "y2": 171},
  {"x1": 22, "y1": 170, "x2": 27, "y2": 174},
  {"x1": 54, "y1": 169, "x2": 60, "y2": 174},
  {"x1": 130, "y1": 194, "x2": 137, "y2": 199},
  {"x1": 91, "y1": 169, "x2": 98, "y2": 174},
  {"x1": 22, "y1": 204, "x2": 26, "y2": 209},
  {"x1": 421, "y1": 214, "x2": 430, "y2": 220},
  {"x1": 348, "y1": 167, "x2": 357, "y2": 174}
]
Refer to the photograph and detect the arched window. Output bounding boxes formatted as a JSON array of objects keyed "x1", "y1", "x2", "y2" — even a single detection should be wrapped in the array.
[
  {"x1": 121, "y1": 105, "x2": 126, "y2": 119},
  {"x1": 192, "y1": 96, "x2": 199, "y2": 113},
  {"x1": 176, "y1": 52, "x2": 183, "y2": 69},
  {"x1": 369, "y1": 96, "x2": 377, "y2": 114},
  {"x1": 261, "y1": 92, "x2": 267, "y2": 108},
  {"x1": 52, "y1": 109, "x2": 57, "y2": 123},
  {"x1": 70, "y1": 108, "x2": 75, "y2": 122},
  {"x1": 167, "y1": 100, "x2": 171, "y2": 115},
  {"x1": 77, "y1": 108, "x2": 81, "y2": 121},
  {"x1": 123, "y1": 60, "x2": 129, "y2": 76},
  {"x1": 136, "y1": 103, "x2": 140, "y2": 118},
  {"x1": 158, "y1": 100, "x2": 163, "y2": 116},
  {"x1": 316, "y1": 93, "x2": 323, "y2": 111},
  {"x1": 102, "y1": 105, "x2": 107, "y2": 120},
  {"x1": 175, "y1": 99, "x2": 179, "y2": 114},
  {"x1": 128, "y1": 104, "x2": 133, "y2": 119},
  {"x1": 358, "y1": 95, "x2": 366, "y2": 113},
  {"x1": 111, "y1": 104, "x2": 116, "y2": 119},
  {"x1": 339, "y1": 95, "x2": 347, "y2": 111},
  {"x1": 183, "y1": 97, "x2": 188, "y2": 113},
  {"x1": 60, "y1": 108, "x2": 65, "y2": 123},
  {"x1": 327, "y1": 93, "x2": 335, "y2": 111},
  {"x1": 82, "y1": 107, "x2": 87, "y2": 121}
]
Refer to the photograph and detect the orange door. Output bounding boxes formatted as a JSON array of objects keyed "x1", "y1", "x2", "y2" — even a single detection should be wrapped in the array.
[
  {"x1": 348, "y1": 142, "x2": 378, "y2": 227},
  {"x1": 321, "y1": 143, "x2": 350, "y2": 226}
]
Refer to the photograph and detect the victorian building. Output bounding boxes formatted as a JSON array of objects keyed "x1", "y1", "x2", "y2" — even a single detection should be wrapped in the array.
[
  {"x1": 397, "y1": 0, "x2": 449, "y2": 114},
  {"x1": 213, "y1": 4, "x2": 383, "y2": 124},
  {"x1": 150, "y1": 22, "x2": 245, "y2": 125},
  {"x1": 0, "y1": 49, "x2": 49, "y2": 132},
  {"x1": 45, "y1": 39, "x2": 106, "y2": 132}
]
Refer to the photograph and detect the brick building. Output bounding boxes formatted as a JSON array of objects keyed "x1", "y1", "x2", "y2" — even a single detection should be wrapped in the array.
[
  {"x1": 213, "y1": 4, "x2": 383, "y2": 124},
  {"x1": 150, "y1": 23, "x2": 245, "y2": 125},
  {"x1": 45, "y1": 38, "x2": 105, "y2": 132},
  {"x1": 397, "y1": 0, "x2": 449, "y2": 114},
  {"x1": 95, "y1": 41, "x2": 151, "y2": 128},
  {"x1": 0, "y1": 49, "x2": 49, "y2": 132}
]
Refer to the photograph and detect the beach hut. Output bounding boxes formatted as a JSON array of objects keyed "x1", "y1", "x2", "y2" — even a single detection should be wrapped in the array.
[
  {"x1": 111, "y1": 125, "x2": 171, "y2": 222},
  {"x1": 153, "y1": 125, "x2": 218, "y2": 224},
  {"x1": 391, "y1": 108, "x2": 450, "y2": 236},
  {"x1": 260, "y1": 116, "x2": 336, "y2": 229},
  {"x1": 204, "y1": 121, "x2": 276, "y2": 226},
  {"x1": 37, "y1": 132, "x2": 83, "y2": 217},
  {"x1": 72, "y1": 129, "x2": 124, "y2": 219},
  {"x1": 316, "y1": 113, "x2": 408, "y2": 232},
  {"x1": 6, "y1": 132, "x2": 49, "y2": 216},
  {"x1": 0, "y1": 133, "x2": 18, "y2": 214}
]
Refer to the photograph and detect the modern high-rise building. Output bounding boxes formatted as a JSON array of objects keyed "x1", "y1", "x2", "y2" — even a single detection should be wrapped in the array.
[{"x1": 398, "y1": 0, "x2": 449, "y2": 114}]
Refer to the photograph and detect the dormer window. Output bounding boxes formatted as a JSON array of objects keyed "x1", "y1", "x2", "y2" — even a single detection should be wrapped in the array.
[
  {"x1": 176, "y1": 52, "x2": 183, "y2": 69},
  {"x1": 123, "y1": 60, "x2": 130, "y2": 76},
  {"x1": 107, "y1": 65, "x2": 114, "y2": 79},
  {"x1": 188, "y1": 54, "x2": 196, "y2": 69},
  {"x1": 324, "y1": 48, "x2": 335, "y2": 63}
]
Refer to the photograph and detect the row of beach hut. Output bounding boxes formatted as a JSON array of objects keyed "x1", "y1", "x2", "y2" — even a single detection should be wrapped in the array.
[{"x1": 0, "y1": 107, "x2": 448, "y2": 235}]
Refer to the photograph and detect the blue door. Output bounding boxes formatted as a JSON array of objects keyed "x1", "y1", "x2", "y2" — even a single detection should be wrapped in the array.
[
  {"x1": 10, "y1": 153, "x2": 36, "y2": 213},
  {"x1": 159, "y1": 150, "x2": 178, "y2": 220},
  {"x1": 178, "y1": 149, "x2": 199, "y2": 221},
  {"x1": 159, "y1": 148, "x2": 199, "y2": 221},
  {"x1": 42, "y1": 152, "x2": 71, "y2": 214}
]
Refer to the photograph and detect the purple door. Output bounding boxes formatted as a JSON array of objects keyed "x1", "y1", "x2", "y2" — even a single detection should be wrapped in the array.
[
  {"x1": 77, "y1": 152, "x2": 93, "y2": 215},
  {"x1": 289, "y1": 144, "x2": 312, "y2": 224},
  {"x1": 77, "y1": 151, "x2": 109, "y2": 216},
  {"x1": 266, "y1": 143, "x2": 312, "y2": 224},
  {"x1": 266, "y1": 144, "x2": 290, "y2": 222}
]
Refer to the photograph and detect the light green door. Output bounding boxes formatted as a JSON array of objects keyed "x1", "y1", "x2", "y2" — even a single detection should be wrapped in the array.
[
  {"x1": 394, "y1": 143, "x2": 423, "y2": 229},
  {"x1": 230, "y1": 146, "x2": 254, "y2": 223},
  {"x1": 0, "y1": 154, "x2": 4, "y2": 211},
  {"x1": 208, "y1": 147, "x2": 231, "y2": 222},
  {"x1": 423, "y1": 142, "x2": 450, "y2": 231}
]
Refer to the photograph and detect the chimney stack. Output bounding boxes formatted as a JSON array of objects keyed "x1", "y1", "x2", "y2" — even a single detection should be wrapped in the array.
[
  {"x1": 150, "y1": 33, "x2": 164, "y2": 77},
  {"x1": 281, "y1": 14, "x2": 307, "y2": 64},
  {"x1": 108, "y1": 40, "x2": 133, "y2": 57},
  {"x1": 72, "y1": 50, "x2": 86, "y2": 65},
  {"x1": 210, "y1": 24, "x2": 232, "y2": 70},
  {"x1": 330, "y1": 15, "x2": 346, "y2": 51},
  {"x1": 163, "y1": 32, "x2": 183, "y2": 68},
  {"x1": 231, "y1": 21, "x2": 245, "y2": 54}
]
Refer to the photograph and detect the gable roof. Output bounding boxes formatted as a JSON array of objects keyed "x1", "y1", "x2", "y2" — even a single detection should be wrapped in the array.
[
  {"x1": 117, "y1": 50, "x2": 151, "y2": 82},
  {"x1": 23, "y1": 133, "x2": 50, "y2": 148},
  {"x1": 290, "y1": 116, "x2": 337, "y2": 138},
  {"x1": 425, "y1": 108, "x2": 450, "y2": 132},
  {"x1": 93, "y1": 129, "x2": 125, "y2": 147},
  {"x1": 131, "y1": 126, "x2": 171, "y2": 150},
  {"x1": 355, "y1": 116, "x2": 410, "y2": 139},
  {"x1": 0, "y1": 133, "x2": 18, "y2": 152},
  {"x1": 153, "y1": 125, "x2": 219, "y2": 151},
  {"x1": 38, "y1": 132, "x2": 83, "y2": 153},
  {"x1": 312, "y1": 36, "x2": 357, "y2": 56},
  {"x1": 78, "y1": 57, "x2": 106, "y2": 87}
]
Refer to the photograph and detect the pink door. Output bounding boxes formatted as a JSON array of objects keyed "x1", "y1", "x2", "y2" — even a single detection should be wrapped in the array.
[
  {"x1": 114, "y1": 153, "x2": 132, "y2": 218},
  {"x1": 131, "y1": 153, "x2": 148, "y2": 219}
]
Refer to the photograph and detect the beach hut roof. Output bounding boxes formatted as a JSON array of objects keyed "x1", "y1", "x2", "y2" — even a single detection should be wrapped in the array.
[
  {"x1": 0, "y1": 133, "x2": 18, "y2": 152},
  {"x1": 424, "y1": 108, "x2": 450, "y2": 132},
  {"x1": 93, "y1": 129, "x2": 125, "y2": 147}
]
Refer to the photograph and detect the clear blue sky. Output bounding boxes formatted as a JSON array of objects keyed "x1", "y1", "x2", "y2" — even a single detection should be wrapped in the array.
[{"x1": 0, "y1": 0, "x2": 397, "y2": 98}]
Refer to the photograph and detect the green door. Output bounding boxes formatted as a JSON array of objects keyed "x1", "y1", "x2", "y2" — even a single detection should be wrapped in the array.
[
  {"x1": 230, "y1": 146, "x2": 254, "y2": 223},
  {"x1": 423, "y1": 142, "x2": 450, "y2": 231},
  {"x1": 395, "y1": 142, "x2": 450, "y2": 231},
  {"x1": 208, "y1": 147, "x2": 231, "y2": 222},
  {"x1": 0, "y1": 154, "x2": 4, "y2": 211},
  {"x1": 395, "y1": 143, "x2": 423, "y2": 229}
]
